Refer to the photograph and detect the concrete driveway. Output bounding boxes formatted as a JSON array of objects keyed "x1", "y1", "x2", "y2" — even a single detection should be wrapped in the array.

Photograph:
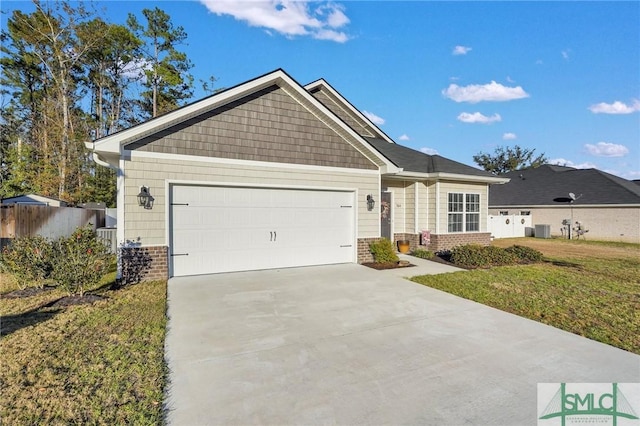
[{"x1": 164, "y1": 263, "x2": 639, "y2": 425}]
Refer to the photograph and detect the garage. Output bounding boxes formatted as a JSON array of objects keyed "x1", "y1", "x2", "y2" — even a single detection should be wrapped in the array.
[{"x1": 169, "y1": 185, "x2": 356, "y2": 276}]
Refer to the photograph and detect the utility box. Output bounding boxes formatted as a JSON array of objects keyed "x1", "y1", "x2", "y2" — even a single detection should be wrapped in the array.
[{"x1": 535, "y1": 224, "x2": 551, "y2": 239}]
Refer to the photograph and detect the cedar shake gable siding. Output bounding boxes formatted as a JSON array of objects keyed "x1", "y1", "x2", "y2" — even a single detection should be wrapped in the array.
[
  {"x1": 126, "y1": 86, "x2": 377, "y2": 170},
  {"x1": 308, "y1": 87, "x2": 377, "y2": 138}
]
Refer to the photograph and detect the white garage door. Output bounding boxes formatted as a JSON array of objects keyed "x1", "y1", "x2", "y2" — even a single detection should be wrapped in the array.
[{"x1": 170, "y1": 185, "x2": 355, "y2": 276}]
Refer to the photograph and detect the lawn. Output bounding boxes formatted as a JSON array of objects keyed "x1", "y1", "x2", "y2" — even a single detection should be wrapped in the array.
[
  {"x1": 0, "y1": 271, "x2": 167, "y2": 425},
  {"x1": 411, "y1": 238, "x2": 640, "y2": 354}
]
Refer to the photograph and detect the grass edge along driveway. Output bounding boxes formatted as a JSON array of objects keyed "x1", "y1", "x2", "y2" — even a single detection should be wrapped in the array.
[{"x1": 411, "y1": 238, "x2": 640, "y2": 354}]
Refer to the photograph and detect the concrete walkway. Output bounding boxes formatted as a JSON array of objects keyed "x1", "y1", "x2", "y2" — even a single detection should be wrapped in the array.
[{"x1": 164, "y1": 262, "x2": 639, "y2": 425}]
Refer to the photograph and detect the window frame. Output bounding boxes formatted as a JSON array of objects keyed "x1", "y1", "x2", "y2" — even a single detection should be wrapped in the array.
[{"x1": 447, "y1": 192, "x2": 481, "y2": 233}]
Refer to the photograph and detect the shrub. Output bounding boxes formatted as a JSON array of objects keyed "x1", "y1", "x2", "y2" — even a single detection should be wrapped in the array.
[
  {"x1": 369, "y1": 238, "x2": 399, "y2": 263},
  {"x1": 450, "y1": 244, "x2": 518, "y2": 268},
  {"x1": 0, "y1": 235, "x2": 54, "y2": 289},
  {"x1": 410, "y1": 248, "x2": 434, "y2": 259},
  {"x1": 505, "y1": 245, "x2": 544, "y2": 263},
  {"x1": 50, "y1": 226, "x2": 113, "y2": 296}
]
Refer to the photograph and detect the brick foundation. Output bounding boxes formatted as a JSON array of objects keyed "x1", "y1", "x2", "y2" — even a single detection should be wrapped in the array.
[
  {"x1": 357, "y1": 237, "x2": 384, "y2": 263},
  {"x1": 425, "y1": 233, "x2": 491, "y2": 252},
  {"x1": 120, "y1": 245, "x2": 168, "y2": 283}
]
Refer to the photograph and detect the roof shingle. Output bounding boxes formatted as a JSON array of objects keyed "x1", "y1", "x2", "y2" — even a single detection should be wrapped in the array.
[{"x1": 489, "y1": 165, "x2": 640, "y2": 206}]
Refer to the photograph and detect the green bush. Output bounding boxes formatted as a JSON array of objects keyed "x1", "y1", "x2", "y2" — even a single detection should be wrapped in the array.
[
  {"x1": 50, "y1": 226, "x2": 113, "y2": 296},
  {"x1": 410, "y1": 248, "x2": 434, "y2": 259},
  {"x1": 369, "y1": 238, "x2": 399, "y2": 263},
  {"x1": 450, "y1": 244, "x2": 518, "y2": 268},
  {"x1": 505, "y1": 245, "x2": 544, "y2": 263},
  {"x1": 0, "y1": 235, "x2": 54, "y2": 289}
]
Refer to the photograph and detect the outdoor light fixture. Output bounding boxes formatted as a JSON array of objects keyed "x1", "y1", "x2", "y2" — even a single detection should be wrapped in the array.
[
  {"x1": 366, "y1": 194, "x2": 375, "y2": 211},
  {"x1": 137, "y1": 186, "x2": 154, "y2": 210}
]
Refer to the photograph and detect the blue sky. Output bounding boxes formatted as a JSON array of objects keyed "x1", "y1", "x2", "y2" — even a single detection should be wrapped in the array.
[{"x1": 4, "y1": 1, "x2": 640, "y2": 179}]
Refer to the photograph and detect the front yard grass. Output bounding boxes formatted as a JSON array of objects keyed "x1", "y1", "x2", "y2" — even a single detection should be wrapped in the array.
[
  {"x1": 0, "y1": 271, "x2": 167, "y2": 424},
  {"x1": 411, "y1": 238, "x2": 640, "y2": 354}
]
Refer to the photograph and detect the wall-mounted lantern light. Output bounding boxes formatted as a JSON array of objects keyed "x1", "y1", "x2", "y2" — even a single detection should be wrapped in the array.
[
  {"x1": 366, "y1": 194, "x2": 375, "y2": 211},
  {"x1": 137, "y1": 186, "x2": 154, "y2": 210}
]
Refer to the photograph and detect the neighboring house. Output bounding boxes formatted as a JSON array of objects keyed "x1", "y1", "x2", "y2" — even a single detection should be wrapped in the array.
[
  {"x1": 1, "y1": 194, "x2": 68, "y2": 207},
  {"x1": 86, "y1": 69, "x2": 507, "y2": 280},
  {"x1": 489, "y1": 165, "x2": 640, "y2": 243}
]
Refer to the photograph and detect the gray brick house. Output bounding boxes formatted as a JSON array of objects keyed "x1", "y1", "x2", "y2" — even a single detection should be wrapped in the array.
[{"x1": 86, "y1": 69, "x2": 507, "y2": 280}]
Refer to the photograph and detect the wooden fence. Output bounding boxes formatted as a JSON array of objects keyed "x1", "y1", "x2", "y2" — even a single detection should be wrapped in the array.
[{"x1": 0, "y1": 204, "x2": 105, "y2": 250}]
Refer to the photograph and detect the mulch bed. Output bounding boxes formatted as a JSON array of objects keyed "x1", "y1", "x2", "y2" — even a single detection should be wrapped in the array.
[
  {"x1": 0, "y1": 286, "x2": 56, "y2": 299},
  {"x1": 0, "y1": 285, "x2": 107, "y2": 307},
  {"x1": 362, "y1": 261, "x2": 415, "y2": 270},
  {"x1": 47, "y1": 294, "x2": 107, "y2": 307}
]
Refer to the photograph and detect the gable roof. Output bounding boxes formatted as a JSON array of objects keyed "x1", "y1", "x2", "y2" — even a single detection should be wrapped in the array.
[
  {"x1": 85, "y1": 68, "x2": 398, "y2": 172},
  {"x1": 85, "y1": 68, "x2": 506, "y2": 184},
  {"x1": 366, "y1": 138, "x2": 507, "y2": 183},
  {"x1": 489, "y1": 165, "x2": 640, "y2": 206},
  {"x1": 304, "y1": 79, "x2": 395, "y2": 144},
  {"x1": 1, "y1": 194, "x2": 68, "y2": 206}
]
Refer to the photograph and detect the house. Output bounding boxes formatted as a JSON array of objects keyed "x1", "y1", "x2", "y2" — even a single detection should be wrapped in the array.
[
  {"x1": 488, "y1": 165, "x2": 640, "y2": 243},
  {"x1": 1, "y1": 194, "x2": 68, "y2": 207},
  {"x1": 86, "y1": 69, "x2": 507, "y2": 280}
]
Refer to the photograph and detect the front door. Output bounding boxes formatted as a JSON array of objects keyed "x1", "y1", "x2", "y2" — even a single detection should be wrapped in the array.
[{"x1": 380, "y1": 191, "x2": 392, "y2": 240}]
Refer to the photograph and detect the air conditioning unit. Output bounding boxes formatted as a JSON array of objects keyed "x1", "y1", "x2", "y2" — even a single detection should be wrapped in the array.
[{"x1": 535, "y1": 224, "x2": 551, "y2": 239}]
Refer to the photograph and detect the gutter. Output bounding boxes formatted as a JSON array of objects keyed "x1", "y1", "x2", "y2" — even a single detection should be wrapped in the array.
[
  {"x1": 385, "y1": 170, "x2": 510, "y2": 184},
  {"x1": 85, "y1": 141, "x2": 119, "y2": 170}
]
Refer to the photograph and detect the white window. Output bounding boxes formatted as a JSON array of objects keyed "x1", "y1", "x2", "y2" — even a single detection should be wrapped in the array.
[
  {"x1": 448, "y1": 193, "x2": 480, "y2": 233},
  {"x1": 466, "y1": 194, "x2": 480, "y2": 232}
]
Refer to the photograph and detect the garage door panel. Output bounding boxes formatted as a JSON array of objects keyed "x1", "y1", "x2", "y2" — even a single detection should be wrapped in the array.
[{"x1": 170, "y1": 185, "x2": 355, "y2": 276}]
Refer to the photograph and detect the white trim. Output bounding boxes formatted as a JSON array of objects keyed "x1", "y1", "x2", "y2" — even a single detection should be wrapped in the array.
[
  {"x1": 402, "y1": 181, "x2": 407, "y2": 233},
  {"x1": 446, "y1": 191, "x2": 481, "y2": 233},
  {"x1": 90, "y1": 69, "x2": 398, "y2": 172},
  {"x1": 435, "y1": 181, "x2": 440, "y2": 234},
  {"x1": 116, "y1": 158, "x2": 126, "y2": 280},
  {"x1": 127, "y1": 149, "x2": 381, "y2": 176},
  {"x1": 165, "y1": 179, "x2": 359, "y2": 193},
  {"x1": 388, "y1": 171, "x2": 509, "y2": 185},
  {"x1": 304, "y1": 79, "x2": 395, "y2": 145},
  {"x1": 489, "y1": 204, "x2": 640, "y2": 209},
  {"x1": 414, "y1": 182, "x2": 419, "y2": 234}
]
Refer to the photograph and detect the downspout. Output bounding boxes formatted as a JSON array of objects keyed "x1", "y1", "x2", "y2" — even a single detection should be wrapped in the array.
[{"x1": 86, "y1": 142, "x2": 123, "y2": 280}]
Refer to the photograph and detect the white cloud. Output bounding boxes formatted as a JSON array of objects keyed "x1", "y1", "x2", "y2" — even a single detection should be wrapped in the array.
[
  {"x1": 398, "y1": 134, "x2": 410, "y2": 141},
  {"x1": 199, "y1": 0, "x2": 350, "y2": 42},
  {"x1": 457, "y1": 112, "x2": 502, "y2": 124},
  {"x1": 442, "y1": 81, "x2": 530, "y2": 103},
  {"x1": 363, "y1": 110, "x2": 385, "y2": 125},
  {"x1": 549, "y1": 158, "x2": 597, "y2": 169},
  {"x1": 420, "y1": 147, "x2": 439, "y2": 155},
  {"x1": 625, "y1": 170, "x2": 640, "y2": 179},
  {"x1": 452, "y1": 45, "x2": 472, "y2": 55},
  {"x1": 561, "y1": 49, "x2": 571, "y2": 60},
  {"x1": 588, "y1": 99, "x2": 640, "y2": 114},
  {"x1": 584, "y1": 142, "x2": 629, "y2": 157},
  {"x1": 503, "y1": 132, "x2": 517, "y2": 140}
]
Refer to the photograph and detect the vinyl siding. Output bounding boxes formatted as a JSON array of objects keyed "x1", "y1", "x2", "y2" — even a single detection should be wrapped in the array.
[
  {"x1": 123, "y1": 155, "x2": 380, "y2": 246},
  {"x1": 438, "y1": 181, "x2": 489, "y2": 233}
]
